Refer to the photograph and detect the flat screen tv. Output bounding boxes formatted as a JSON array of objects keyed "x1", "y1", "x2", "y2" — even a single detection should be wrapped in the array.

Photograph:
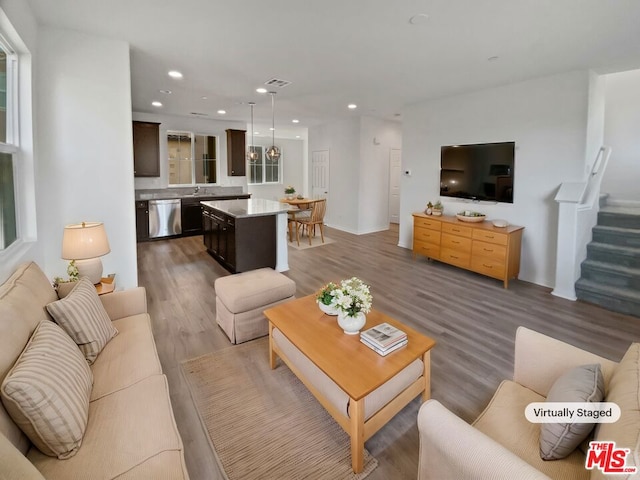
[{"x1": 440, "y1": 141, "x2": 515, "y2": 203}]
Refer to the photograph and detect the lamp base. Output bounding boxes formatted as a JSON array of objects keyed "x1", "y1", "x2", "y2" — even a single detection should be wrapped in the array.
[{"x1": 75, "y1": 258, "x2": 103, "y2": 285}]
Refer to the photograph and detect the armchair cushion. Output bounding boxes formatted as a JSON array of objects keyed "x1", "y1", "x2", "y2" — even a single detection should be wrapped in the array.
[{"x1": 539, "y1": 364, "x2": 604, "y2": 460}]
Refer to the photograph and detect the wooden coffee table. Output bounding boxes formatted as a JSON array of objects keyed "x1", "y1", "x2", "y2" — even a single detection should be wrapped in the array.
[{"x1": 264, "y1": 295, "x2": 436, "y2": 473}]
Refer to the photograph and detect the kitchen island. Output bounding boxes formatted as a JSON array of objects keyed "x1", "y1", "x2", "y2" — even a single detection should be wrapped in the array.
[{"x1": 201, "y1": 198, "x2": 290, "y2": 273}]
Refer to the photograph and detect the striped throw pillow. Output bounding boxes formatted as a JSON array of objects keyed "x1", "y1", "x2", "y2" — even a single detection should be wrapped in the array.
[
  {"x1": 1, "y1": 320, "x2": 93, "y2": 458},
  {"x1": 46, "y1": 277, "x2": 118, "y2": 364}
]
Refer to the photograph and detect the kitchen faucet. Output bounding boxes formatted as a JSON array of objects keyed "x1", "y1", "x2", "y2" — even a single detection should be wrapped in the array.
[{"x1": 194, "y1": 186, "x2": 200, "y2": 194}]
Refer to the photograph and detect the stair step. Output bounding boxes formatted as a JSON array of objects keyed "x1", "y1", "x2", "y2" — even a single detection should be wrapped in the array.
[
  {"x1": 598, "y1": 208, "x2": 640, "y2": 229},
  {"x1": 592, "y1": 225, "x2": 640, "y2": 248},
  {"x1": 575, "y1": 279, "x2": 640, "y2": 318},
  {"x1": 580, "y1": 259, "x2": 640, "y2": 289},
  {"x1": 586, "y1": 242, "x2": 640, "y2": 269}
]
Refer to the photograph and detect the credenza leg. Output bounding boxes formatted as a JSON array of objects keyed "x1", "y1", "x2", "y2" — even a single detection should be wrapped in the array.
[{"x1": 421, "y1": 350, "x2": 431, "y2": 402}]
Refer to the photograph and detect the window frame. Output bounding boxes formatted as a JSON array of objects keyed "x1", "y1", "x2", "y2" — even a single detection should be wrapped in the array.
[
  {"x1": 167, "y1": 130, "x2": 219, "y2": 187},
  {"x1": 0, "y1": 32, "x2": 20, "y2": 251},
  {"x1": 247, "y1": 144, "x2": 282, "y2": 185}
]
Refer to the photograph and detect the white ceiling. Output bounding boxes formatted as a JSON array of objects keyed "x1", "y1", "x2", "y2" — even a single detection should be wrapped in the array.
[{"x1": 24, "y1": 0, "x2": 640, "y2": 133}]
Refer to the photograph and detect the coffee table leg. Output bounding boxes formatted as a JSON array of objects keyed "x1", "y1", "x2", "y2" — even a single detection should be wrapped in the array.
[
  {"x1": 269, "y1": 322, "x2": 276, "y2": 369},
  {"x1": 422, "y1": 350, "x2": 431, "y2": 402},
  {"x1": 350, "y1": 397, "x2": 365, "y2": 473}
]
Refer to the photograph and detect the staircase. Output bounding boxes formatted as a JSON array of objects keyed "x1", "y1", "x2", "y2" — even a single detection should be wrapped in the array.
[{"x1": 576, "y1": 205, "x2": 640, "y2": 317}]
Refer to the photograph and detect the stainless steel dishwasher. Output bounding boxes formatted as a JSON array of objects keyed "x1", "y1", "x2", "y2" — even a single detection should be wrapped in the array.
[{"x1": 148, "y1": 199, "x2": 182, "y2": 238}]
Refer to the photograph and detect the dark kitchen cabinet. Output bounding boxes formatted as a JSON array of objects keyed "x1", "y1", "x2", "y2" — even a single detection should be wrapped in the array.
[
  {"x1": 135, "y1": 201, "x2": 149, "y2": 241},
  {"x1": 181, "y1": 198, "x2": 204, "y2": 236},
  {"x1": 202, "y1": 205, "x2": 275, "y2": 273},
  {"x1": 226, "y1": 129, "x2": 246, "y2": 176},
  {"x1": 133, "y1": 121, "x2": 161, "y2": 177}
]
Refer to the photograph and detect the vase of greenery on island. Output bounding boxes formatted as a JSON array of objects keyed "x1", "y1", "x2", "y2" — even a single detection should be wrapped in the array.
[
  {"x1": 334, "y1": 277, "x2": 372, "y2": 335},
  {"x1": 285, "y1": 185, "x2": 296, "y2": 200},
  {"x1": 53, "y1": 260, "x2": 80, "y2": 298},
  {"x1": 316, "y1": 282, "x2": 339, "y2": 315}
]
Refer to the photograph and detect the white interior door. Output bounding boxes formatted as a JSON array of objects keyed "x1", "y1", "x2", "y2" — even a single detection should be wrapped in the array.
[
  {"x1": 312, "y1": 150, "x2": 329, "y2": 199},
  {"x1": 389, "y1": 148, "x2": 401, "y2": 224}
]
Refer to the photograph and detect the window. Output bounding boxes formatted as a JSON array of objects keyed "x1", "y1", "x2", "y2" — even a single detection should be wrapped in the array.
[
  {"x1": 0, "y1": 37, "x2": 18, "y2": 250},
  {"x1": 247, "y1": 145, "x2": 281, "y2": 185},
  {"x1": 167, "y1": 131, "x2": 217, "y2": 186}
]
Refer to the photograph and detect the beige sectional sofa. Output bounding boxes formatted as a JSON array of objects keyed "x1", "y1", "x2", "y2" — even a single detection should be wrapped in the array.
[
  {"x1": 417, "y1": 326, "x2": 639, "y2": 480},
  {"x1": 0, "y1": 262, "x2": 189, "y2": 479}
]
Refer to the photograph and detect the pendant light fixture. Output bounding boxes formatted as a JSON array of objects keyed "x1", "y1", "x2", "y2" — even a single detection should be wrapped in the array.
[
  {"x1": 247, "y1": 102, "x2": 258, "y2": 161},
  {"x1": 265, "y1": 91, "x2": 281, "y2": 162}
]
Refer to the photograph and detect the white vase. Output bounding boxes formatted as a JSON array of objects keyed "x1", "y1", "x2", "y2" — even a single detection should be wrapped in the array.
[
  {"x1": 318, "y1": 301, "x2": 339, "y2": 316},
  {"x1": 337, "y1": 311, "x2": 366, "y2": 335}
]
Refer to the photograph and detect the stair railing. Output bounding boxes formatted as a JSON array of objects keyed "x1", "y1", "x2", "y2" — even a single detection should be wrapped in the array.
[{"x1": 552, "y1": 146, "x2": 612, "y2": 300}]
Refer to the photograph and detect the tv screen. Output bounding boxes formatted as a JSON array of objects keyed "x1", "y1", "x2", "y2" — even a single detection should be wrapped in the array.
[{"x1": 440, "y1": 142, "x2": 515, "y2": 203}]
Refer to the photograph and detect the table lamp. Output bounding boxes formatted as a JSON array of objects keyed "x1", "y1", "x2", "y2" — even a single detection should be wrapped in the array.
[{"x1": 61, "y1": 222, "x2": 111, "y2": 284}]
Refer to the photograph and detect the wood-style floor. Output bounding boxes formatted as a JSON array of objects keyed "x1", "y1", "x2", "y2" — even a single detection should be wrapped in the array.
[{"x1": 137, "y1": 225, "x2": 640, "y2": 480}]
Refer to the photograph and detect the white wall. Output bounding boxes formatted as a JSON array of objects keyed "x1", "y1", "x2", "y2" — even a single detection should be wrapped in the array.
[
  {"x1": 308, "y1": 118, "x2": 361, "y2": 232},
  {"x1": 133, "y1": 112, "x2": 247, "y2": 191},
  {"x1": 602, "y1": 69, "x2": 640, "y2": 204},
  {"x1": 37, "y1": 27, "x2": 137, "y2": 288},
  {"x1": 359, "y1": 116, "x2": 402, "y2": 234},
  {"x1": 247, "y1": 136, "x2": 305, "y2": 201},
  {"x1": 400, "y1": 70, "x2": 592, "y2": 287},
  {"x1": 308, "y1": 116, "x2": 401, "y2": 234}
]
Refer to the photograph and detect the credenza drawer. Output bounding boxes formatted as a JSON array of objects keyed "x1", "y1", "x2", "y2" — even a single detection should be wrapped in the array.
[
  {"x1": 472, "y1": 229, "x2": 508, "y2": 245},
  {"x1": 414, "y1": 241, "x2": 440, "y2": 259},
  {"x1": 472, "y1": 240, "x2": 506, "y2": 261},
  {"x1": 471, "y1": 256, "x2": 506, "y2": 279},
  {"x1": 441, "y1": 233, "x2": 472, "y2": 252},
  {"x1": 440, "y1": 248, "x2": 471, "y2": 268},
  {"x1": 442, "y1": 223, "x2": 472, "y2": 238},
  {"x1": 414, "y1": 216, "x2": 442, "y2": 231},
  {"x1": 414, "y1": 227, "x2": 441, "y2": 245}
]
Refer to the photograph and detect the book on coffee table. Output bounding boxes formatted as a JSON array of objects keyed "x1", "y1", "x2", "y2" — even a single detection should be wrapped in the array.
[
  {"x1": 360, "y1": 337, "x2": 408, "y2": 356},
  {"x1": 360, "y1": 323, "x2": 407, "y2": 349}
]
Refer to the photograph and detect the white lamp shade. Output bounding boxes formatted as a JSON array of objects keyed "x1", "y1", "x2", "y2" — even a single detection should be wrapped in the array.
[{"x1": 62, "y1": 222, "x2": 111, "y2": 260}]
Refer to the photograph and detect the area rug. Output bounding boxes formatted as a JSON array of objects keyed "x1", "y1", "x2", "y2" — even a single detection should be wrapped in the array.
[
  {"x1": 182, "y1": 338, "x2": 378, "y2": 480},
  {"x1": 288, "y1": 235, "x2": 335, "y2": 250}
]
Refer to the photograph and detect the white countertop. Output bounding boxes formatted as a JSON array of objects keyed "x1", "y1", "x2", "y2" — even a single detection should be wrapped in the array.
[{"x1": 201, "y1": 198, "x2": 289, "y2": 218}]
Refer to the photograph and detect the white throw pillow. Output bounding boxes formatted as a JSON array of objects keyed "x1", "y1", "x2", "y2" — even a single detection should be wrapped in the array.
[
  {"x1": 1, "y1": 320, "x2": 93, "y2": 458},
  {"x1": 539, "y1": 364, "x2": 604, "y2": 460},
  {"x1": 46, "y1": 277, "x2": 118, "y2": 364}
]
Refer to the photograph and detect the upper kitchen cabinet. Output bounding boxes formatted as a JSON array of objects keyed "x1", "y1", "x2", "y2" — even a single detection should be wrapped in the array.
[
  {"x1": 226, "y1": 129, "x2": 246, "y2": 176},
  {"x1": 133, "y1": 121, "x2": 161, "y2": 177}
]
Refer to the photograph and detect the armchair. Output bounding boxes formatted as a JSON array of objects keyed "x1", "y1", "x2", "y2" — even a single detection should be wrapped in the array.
[{"x1": 417, "y1": 327, "x2": 638, "y2": 480}]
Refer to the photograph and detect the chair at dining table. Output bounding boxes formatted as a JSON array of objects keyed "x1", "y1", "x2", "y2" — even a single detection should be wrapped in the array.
[{"x1": 295, "y1": 198, "x2": 326, "y2": 246}]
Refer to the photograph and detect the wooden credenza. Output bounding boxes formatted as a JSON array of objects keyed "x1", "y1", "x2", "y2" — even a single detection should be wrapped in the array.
[{"x1": 412, "y1": 213, "x2": 524, "y2": 288}]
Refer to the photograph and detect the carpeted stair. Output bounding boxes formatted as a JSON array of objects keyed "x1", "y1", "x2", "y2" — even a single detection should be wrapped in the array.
[{"x1": 576, "y1": 205, "x2": 640, "y2": 317}]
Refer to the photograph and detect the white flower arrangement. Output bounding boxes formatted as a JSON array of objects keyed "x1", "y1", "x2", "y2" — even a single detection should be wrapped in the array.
[{"x1": 332, "y1": 277, "x2": 372, "y2": 317}]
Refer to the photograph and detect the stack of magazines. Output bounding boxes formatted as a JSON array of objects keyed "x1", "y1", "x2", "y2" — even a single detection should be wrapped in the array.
[{"x1": 360, "y1": 323, "x2": 408, "y2": 356}]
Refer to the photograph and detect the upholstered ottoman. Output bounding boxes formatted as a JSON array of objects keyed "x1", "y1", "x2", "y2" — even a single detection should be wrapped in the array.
[{"x1": 214, "y1": 268, "x2": 296, "y2": 344}]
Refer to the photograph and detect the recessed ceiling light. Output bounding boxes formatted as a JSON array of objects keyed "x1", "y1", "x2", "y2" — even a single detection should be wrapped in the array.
[
  {"x1": 201, "y1": 96, "x2": 208, "y2": 100},
  {"x1": 152, "y1": 101, "x2": 162, "y2": 107},
  {"x1": 348, "y1": 104, "x2": 357, "y2": 110},
  {"x1": 409, "y1": 13, "x2": 429, "y2": 25},
  {"x1": 292, "y1": 119, "x2": 300, "y2": 123},
  {"x1": 159, "y1": 89, "x2": 172, "y2": 94},
  {"x1": 269, "y1": 127, "x2": 275, "y2": 131},
  {"x1": 217, "y1": 110, "x2": 226, "y2": 115},
  {"x1": 256, "y1": 88, "x2": 268, "y2": 93},
  {"x1": 168, "y1": 70, "x2": 183, "y2": 78},
  {"x1": 254, "y1": 131, "x2": 260, "y2": 135},
  {"x1": 295, "y1": 135, "x2": 301, "y2": 139}
]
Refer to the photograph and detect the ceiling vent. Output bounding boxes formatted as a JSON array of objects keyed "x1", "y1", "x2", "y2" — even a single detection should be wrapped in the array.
[
  {"x1": 190, "y1": 112, "x2": 209, "y2": 116},
  {"x1": 264, "y1": 78, "x2": 292, "y2": 88}
]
